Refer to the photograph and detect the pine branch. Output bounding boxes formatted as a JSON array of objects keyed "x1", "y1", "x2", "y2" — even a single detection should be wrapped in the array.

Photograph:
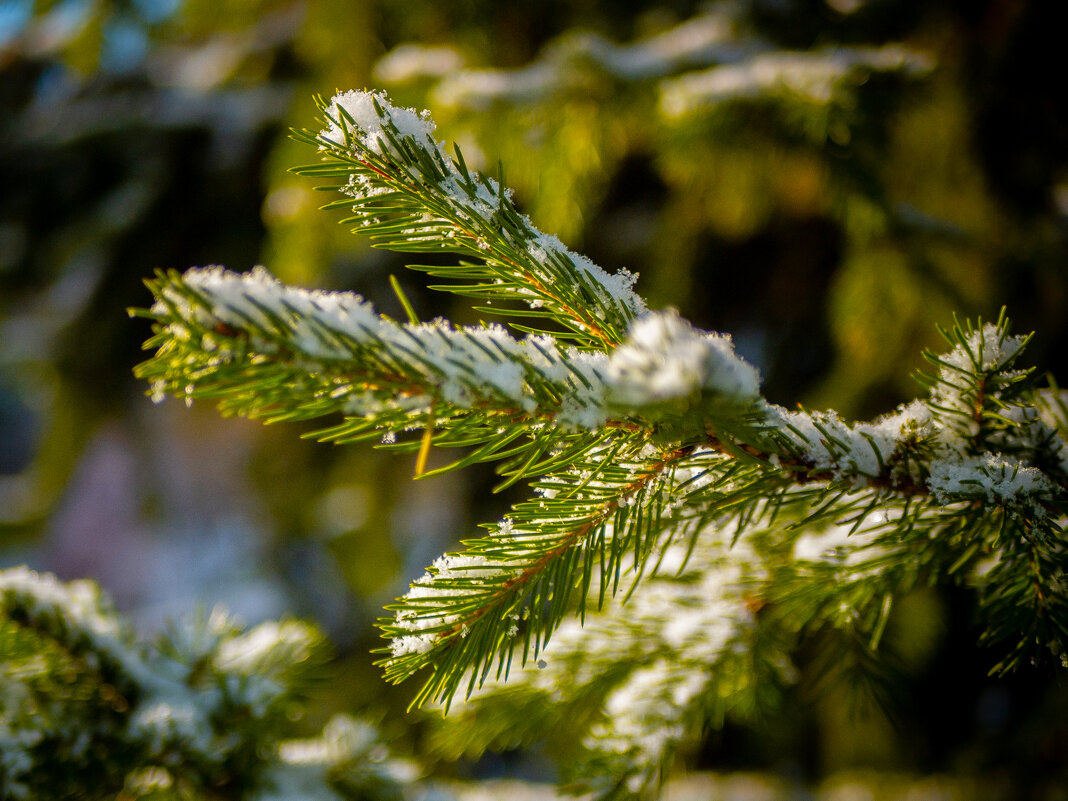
[
  {"x1": 133, "y1": 268, "x2": 762, "y2": 483},
  {"x1": 135, "y1": 255, "x2": 1068, "y2": 720},
  {"x1": 290, "y1": 91, "x2": 647, "y2": 348},
  {"x1": 372, "y1": 316, "x2": 1068, "y2": 712},
  {"x1": 128, "y1": 89, "x2": 1068, "y2": 800},
  {"x1": 972, "y1": 512, "x2": 1068, "y2": 674},
  {"x1": 423, "y1": 511, "x2": 884, "y2": 799},
  {"x1": 563, "y1": 530, "x2": 769, "y2": 799},
  {"x1": 420, "y1": 526, "x2": 768, "y2": 794},
  {"x1": 1, "y1": 567, "x2": 394, "y2": 800},
  {"x1": 660, "y1": 44, "x2": 933, "y2": 123},
  {"x1": 378, "y1": 439, "x2": 702, "y2": 709}
]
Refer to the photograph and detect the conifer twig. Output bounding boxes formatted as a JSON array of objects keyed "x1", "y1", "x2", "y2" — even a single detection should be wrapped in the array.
[{"x1": 129, "y1": 89, "x2": 1068, "y2": 799}]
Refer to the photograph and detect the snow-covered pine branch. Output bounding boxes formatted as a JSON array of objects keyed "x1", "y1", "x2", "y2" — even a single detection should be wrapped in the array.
[
  {"x1": 130, "y1": 90, "x2": 1068, "y2": 798},
  {"x1": 135, "y1": 266, "x2": 764, "y2": 485},
  {"x1": 423, "y1": 528, "x2": 771, "y2": 798},
  {"x1": 426, "y1": 421, "x2": 1065, "y2": 797},
  {"x1": 0, "y1": 567, "x2": 414, "y2": 800},
  {"x1": 290, "y1": 90, "x2": 646, "y2": 349}
]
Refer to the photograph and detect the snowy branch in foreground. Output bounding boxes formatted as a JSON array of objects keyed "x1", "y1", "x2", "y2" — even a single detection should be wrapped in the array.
[
  {"x1": 136, "y1": 266, "x2": 762, "y2": 468},
  {"x1": 126, "y1": 87, "x2": 1068, "y2": 801},
  {"x1": 137, "y1": 259, "x2": 1068, "y2": 715},
  {"x1": 141, "y1": 266, "x2": 1068, "y2": 510}
]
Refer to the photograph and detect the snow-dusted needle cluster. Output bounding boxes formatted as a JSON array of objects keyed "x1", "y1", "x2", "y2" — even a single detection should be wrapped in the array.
[
  {"x1": 146, "y1": 265, "x2": 765, "y2": 434},
  {"x1": 314, "y1": 90, "x2": 646, "y2": 340},
  {"x1": 0, "y1": 567, "x2": 353, "y2": 800}
]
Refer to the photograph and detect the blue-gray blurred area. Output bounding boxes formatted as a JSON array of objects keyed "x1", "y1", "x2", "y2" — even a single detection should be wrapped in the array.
[{"x1": 2, "y1": 0, "x2": 1068, "y2": 792}]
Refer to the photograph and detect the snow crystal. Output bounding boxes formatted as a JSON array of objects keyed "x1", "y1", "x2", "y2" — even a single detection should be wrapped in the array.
[
  {"x1": 530, "y1": 230, "x2": 647, "y2": 317},
  {"x1": 767, "y1": 400, "x2": 933, "y2": 479},
  {"x1": 389, "y1": 551, "x2": 510, "y2": 657},
  {"x1": 171, "y1": 265, "x2": 380, "y2": 360},
  {"x1": 936, "y1": 323, "x2": 1026, "y2": 376},
  {"x1": 927, "y1": 323, "x2": 1032, "y2": 436},
  {"x1": 390, "y1": 634, "x2": 436, "y2": 657}
]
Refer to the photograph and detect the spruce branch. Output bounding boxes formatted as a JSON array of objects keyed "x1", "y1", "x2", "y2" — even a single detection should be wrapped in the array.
[
  {"x1": 1, "y1": 567, "x2": 399, "y2": 801},
  {"x1": 134, "y1": 206, "x2": 1068, "y2": 718},
  {"x1": 129, "y1": 89, "x2": 1068, "y2": 800},
  {"x1": 290, "y1": 90, "x2": 647, "y2": 348},
  {"x1": 377, "y1": 312, "x2": 1068, "y2": 708},
  {"x1": 133, "y1": 267, "x2": 763, "y2": 484},
  {"x1": 378, "y1": 439, "x2": 703, "y2": 709},
  {"x1": 425, "y1": 513, "x2": 880, "y2": 799}
]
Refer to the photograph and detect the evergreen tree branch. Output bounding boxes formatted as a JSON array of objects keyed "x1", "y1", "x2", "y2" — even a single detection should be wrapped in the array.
[
  {"x1": 126, "y1": 88, "x2": 1068, "y2": 799},
  {"x1": 1, "y1": 567, "x2": 397, "y2": 800},
  {"x1": 378, "y1": 439, "x2": 701, "y2": 709},
  {"x1": 374, "y1": 315, "x2": 1068, "y2": 711},
  {"x1": 290, "y1": 91, "x2": 647, "y2": 348},
  {"x1": 418, "y1": 518, "x2": 787, "y2": 799},
  {"x1": 133, "y1": 268, "x2": 764, "y2": 482},
  {"x1": 136, "y1": 253, "x2": 1068, "y2": 721}
]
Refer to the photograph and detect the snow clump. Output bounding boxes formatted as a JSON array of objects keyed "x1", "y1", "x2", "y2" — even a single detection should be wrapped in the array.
[{"x1": 606, "y1": 310, "x2": 760, "y2": 408}]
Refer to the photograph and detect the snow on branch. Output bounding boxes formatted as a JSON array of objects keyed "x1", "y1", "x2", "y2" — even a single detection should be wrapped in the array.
[
  {"x1": 660, "y1": 44, "x2": 933, "y2": 118},
  {"x1": 398, "y1": 7, "x2": 759, "y2": 109},
  {"x1": 378, "y1": 442, "x2": 716, "y2": 708},
  {"x1": 0, "y1": 567, "x2": 378, "y2": 800},
  {"x1": 137, "y1": 257, "x2": 1068, "y2": 715},
  {"x1": 136, "y1": 267, "x2": 766, "y2": 469},
  {"x1": 293, "y1": 90, "x2": 646, "y2": 348},
  {"x1": 145, "y1": 264, "x2": 607, "y2": 424},
  {"x1": 442, "y1": 529, "x2": 765, "y2": 798},
  {"x1": 126, "y1": 86, "x2": 1068, "y2": 800}
]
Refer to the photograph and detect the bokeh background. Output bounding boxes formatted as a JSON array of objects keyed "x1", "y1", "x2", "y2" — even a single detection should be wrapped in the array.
[{"x1": 2, "y1": 0, "x2": 1068, "y2": 794}]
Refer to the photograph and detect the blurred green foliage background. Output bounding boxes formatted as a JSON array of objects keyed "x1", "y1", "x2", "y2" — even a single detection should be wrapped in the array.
[{"x1": 2, "y1": 0, "x2": 1068, "y2": 794}]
